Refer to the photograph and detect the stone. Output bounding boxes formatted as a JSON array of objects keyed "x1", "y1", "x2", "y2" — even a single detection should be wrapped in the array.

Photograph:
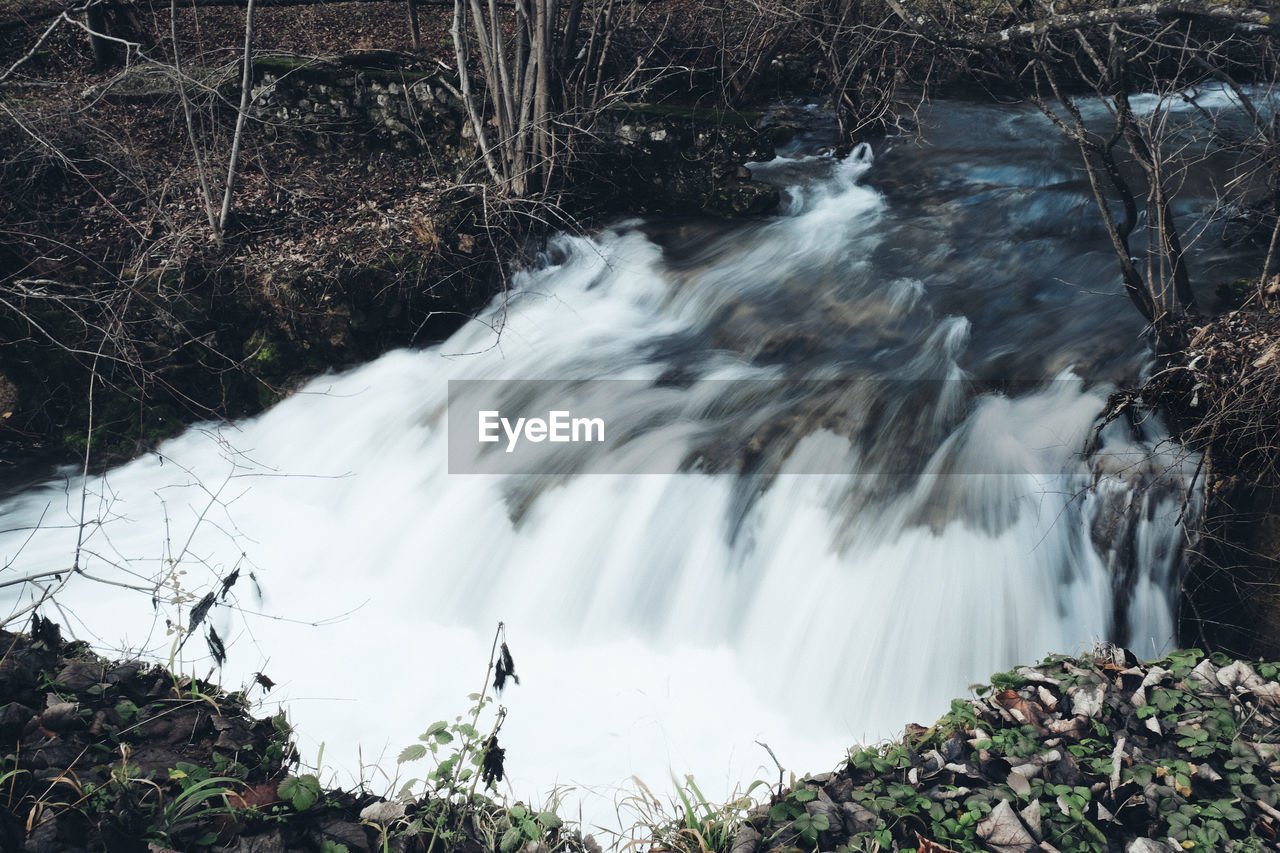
[
  {"x1": 839, "y1": 802, "x2": 878, "y2": 834},
  {"x1": 54, "y1": 661, "x2": 105, "y2": 692},
  {"x1": 0, "y1": 702, "x2": 36, "y2": 733},
  {"x1": 729, "y1": 824, "x2": 759, "y2": 853},
  {"x1": 213, "y1": 714, "x2": 252, "y2": 750},
  {"x1": 701, "y1": 181, "x2": 779, "y2": 218},
  {"x1": 1127, "y1": 841, "x2": 1178, "y2": 853},
  {"x1": 359, "y1": 800, "x2": 405, "y2": 824},
  {"x1": 105, "y1": 661, "x2": 143, "y2": 684},
  {"x1": 123, "y1": 744, "x2": 186, "y2": 778},
  {"x1": 805, "y1": 791, "x2": 842, "y2": 831},
  {"x1": 231, "y1": 830, "x2": 286, "y2": 853},
  {"x1": 319, "y1": 817, "x2": 371, "y2": 853}
]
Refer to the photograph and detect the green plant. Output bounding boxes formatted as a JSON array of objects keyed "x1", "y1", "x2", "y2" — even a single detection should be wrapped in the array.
[
  {"x1": 155, "y1": 769, "x2": 241, "y2": 842},
  {"x1": 670, "y1": 775, "x2": 762, "y2": 853},
  {"x1": 277, "y1": 774, "x2": 322, "y2": 810},
  {"x1": 623, "y1": 774, "x2": 763, "y2": 853},
  {"x1": 396, "y1": 622, "x2": 531, "y2": 853},
  {"x1": 765, "y1": 788, "x2": 828, "y2": 846}
]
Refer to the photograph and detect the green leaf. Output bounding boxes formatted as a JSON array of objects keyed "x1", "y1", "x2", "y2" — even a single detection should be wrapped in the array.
[
  {"x1": 420, "y1": 721, "x2": 449, "y2": 740},
  {"x1": 399, "y1": 744, "x2": 428, "y2": 763},
  {"x1": 768, "y1": 802, "x2": 790, "y2": 822},
  {"x1": 501, "y1": 827, "x2": 525, "y2": 853},
  {"x1": 278, "y1": 774, "x2": 321, "y2": 810},
  {"x1": 791, "y1": 789, "x2": 818, "y2": 803},
  {"x1": 536, "y1": 812, "x2": 563, "y2": 829},
  {"x1": 793, "y1": 814, "x2": 824, "y2": 844}
]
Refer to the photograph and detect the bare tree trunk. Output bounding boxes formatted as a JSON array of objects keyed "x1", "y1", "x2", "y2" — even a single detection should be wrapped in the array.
[
  {"x1": 1113, "y1": 90, "x2": 1197, "y2": 314},
  {"x1": 1032, "y1": 66, "x2": 1157, "y2": 322},
  {"x1": 408, "y1": 0, "x2": 421, "y2": 50},
  {"x1": 589, "y1": 0, "x2": 615, "y2": 105},
  {"x1": 170, "y1": 0, "x2": 220, "y2": 241},
  {"x1": 1262, "y1": 191, "x2": 1280, "y2": 289},
  {"x1": 452, "y1": 0, "x2": 504, "y2": 185},
  {"x1": 219, "y1": 0, "x2": 256, "y2": 234},
  {"x1": 86, "y1": 3, "x2": 114, "y2": 66},
  {"x1": 559, "y1": 0, "x2": 584, "y2": 69},
  {"x1": 533, "y1": 0, "x2": 550, "y2": 189}
]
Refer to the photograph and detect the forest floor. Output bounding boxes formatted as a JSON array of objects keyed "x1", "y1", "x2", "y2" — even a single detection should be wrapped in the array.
[{"x1": 0, "y1": 0, "x2": 781, "y2": 470}]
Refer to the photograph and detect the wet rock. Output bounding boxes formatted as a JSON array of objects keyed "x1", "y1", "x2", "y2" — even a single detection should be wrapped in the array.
[
  {"x1": 27, "y1": 742, "x2": 87, "y2": 772},
  {"x1": 839, "y1": 802, "x2": 878, "y2": 834},
  {"x1": 106, "y1": 662, "x2": 144, "y2": 684},
  {"x1": 123, "y1": 744, "x2": 186, "y2": 778},
  {"x1": 230, "y1": 830, "x2": 287, "y2": 853},
  {"x1": 1127, "y1": 841, "x2": 1179, "y2": 853},
  {"x1": 730, "y1": 823, "x2": 760, "y2": 853},
  {"x1": 0, "y1": 702, "x2": 36, "y2": 734},
  {"x1": 54, "y1": 661, "x2": 106, "y2": 692},
  {"x1": 937, "y1": 736, "x2": 964, "y2": 764},
  {"x1": 701, "y1": 180, "x2": 779, "y2": 218},
  {"x1": 359, "y1": 800, "x2": 405, "y2": 824},
  {"x1": 762, "y1": 820, "x2": 799, "y2": 850},
  {"x1": 212, "y1": 714, "x2": 252, "y2": 750},
  {"x1": 805, "y1": 790, "x2": 842, "y2": 836},
  {"x1": 22, "y1": 817, "x2": 61, "y2": 853}
]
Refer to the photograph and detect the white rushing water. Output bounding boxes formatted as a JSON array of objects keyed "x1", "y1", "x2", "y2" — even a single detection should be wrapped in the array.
[{"x1": 0, "y1": 115, "x2": 1198, "y2": 831}]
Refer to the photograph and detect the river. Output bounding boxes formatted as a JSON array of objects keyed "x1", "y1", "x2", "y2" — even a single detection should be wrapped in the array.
[{"x1": 0, "y1": 96, "x2": 1229, "y2": 831}]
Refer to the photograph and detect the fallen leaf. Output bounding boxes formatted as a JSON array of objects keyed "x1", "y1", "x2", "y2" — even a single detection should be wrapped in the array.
[{"x1": 977, "y1": 799, "x2": 1037, "y2": 853}]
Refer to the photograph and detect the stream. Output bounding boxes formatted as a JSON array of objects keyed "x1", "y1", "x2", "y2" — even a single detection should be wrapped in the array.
[{"x1": 0, "y1": 96, "x2": 1233, "y2": 829}]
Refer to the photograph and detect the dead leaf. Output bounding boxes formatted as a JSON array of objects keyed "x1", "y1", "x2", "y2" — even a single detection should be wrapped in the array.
[
  {"x1": 994, "y1": 689, "x2": 1046, "y2": 725},
  {"x1": 977, "y1": 799, "x2": 1037, "y2": 853}
]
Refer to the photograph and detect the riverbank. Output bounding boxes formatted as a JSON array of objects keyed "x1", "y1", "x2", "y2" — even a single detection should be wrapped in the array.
[
  {"x1": 0, "y1": 0, "x2": 806, "y2": 472},
  {"x1": 10, "y1": 619, "x2": 1280, "y2": 852},
  {"x1": 0, "y1": 619, "x2": 599, "y2": 852}
]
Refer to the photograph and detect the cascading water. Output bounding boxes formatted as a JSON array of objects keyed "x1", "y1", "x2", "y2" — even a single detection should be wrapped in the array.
[{"x1": 0, "y1": 99, "x2": 1205, "y2": 827}]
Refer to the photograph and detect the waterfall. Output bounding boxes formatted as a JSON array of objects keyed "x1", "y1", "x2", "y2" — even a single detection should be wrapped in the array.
[{"x1": 0, "y1": 103, "x2": 1199, "y2": 828}]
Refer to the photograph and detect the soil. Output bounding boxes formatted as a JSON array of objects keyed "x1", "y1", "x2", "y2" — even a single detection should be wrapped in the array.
[
  {"x1": 0, "y1": 618, "x2": 596, "y2": 853},
  {"x1": 0, "y1": 0, "x2": 798, "y2": 473}
]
